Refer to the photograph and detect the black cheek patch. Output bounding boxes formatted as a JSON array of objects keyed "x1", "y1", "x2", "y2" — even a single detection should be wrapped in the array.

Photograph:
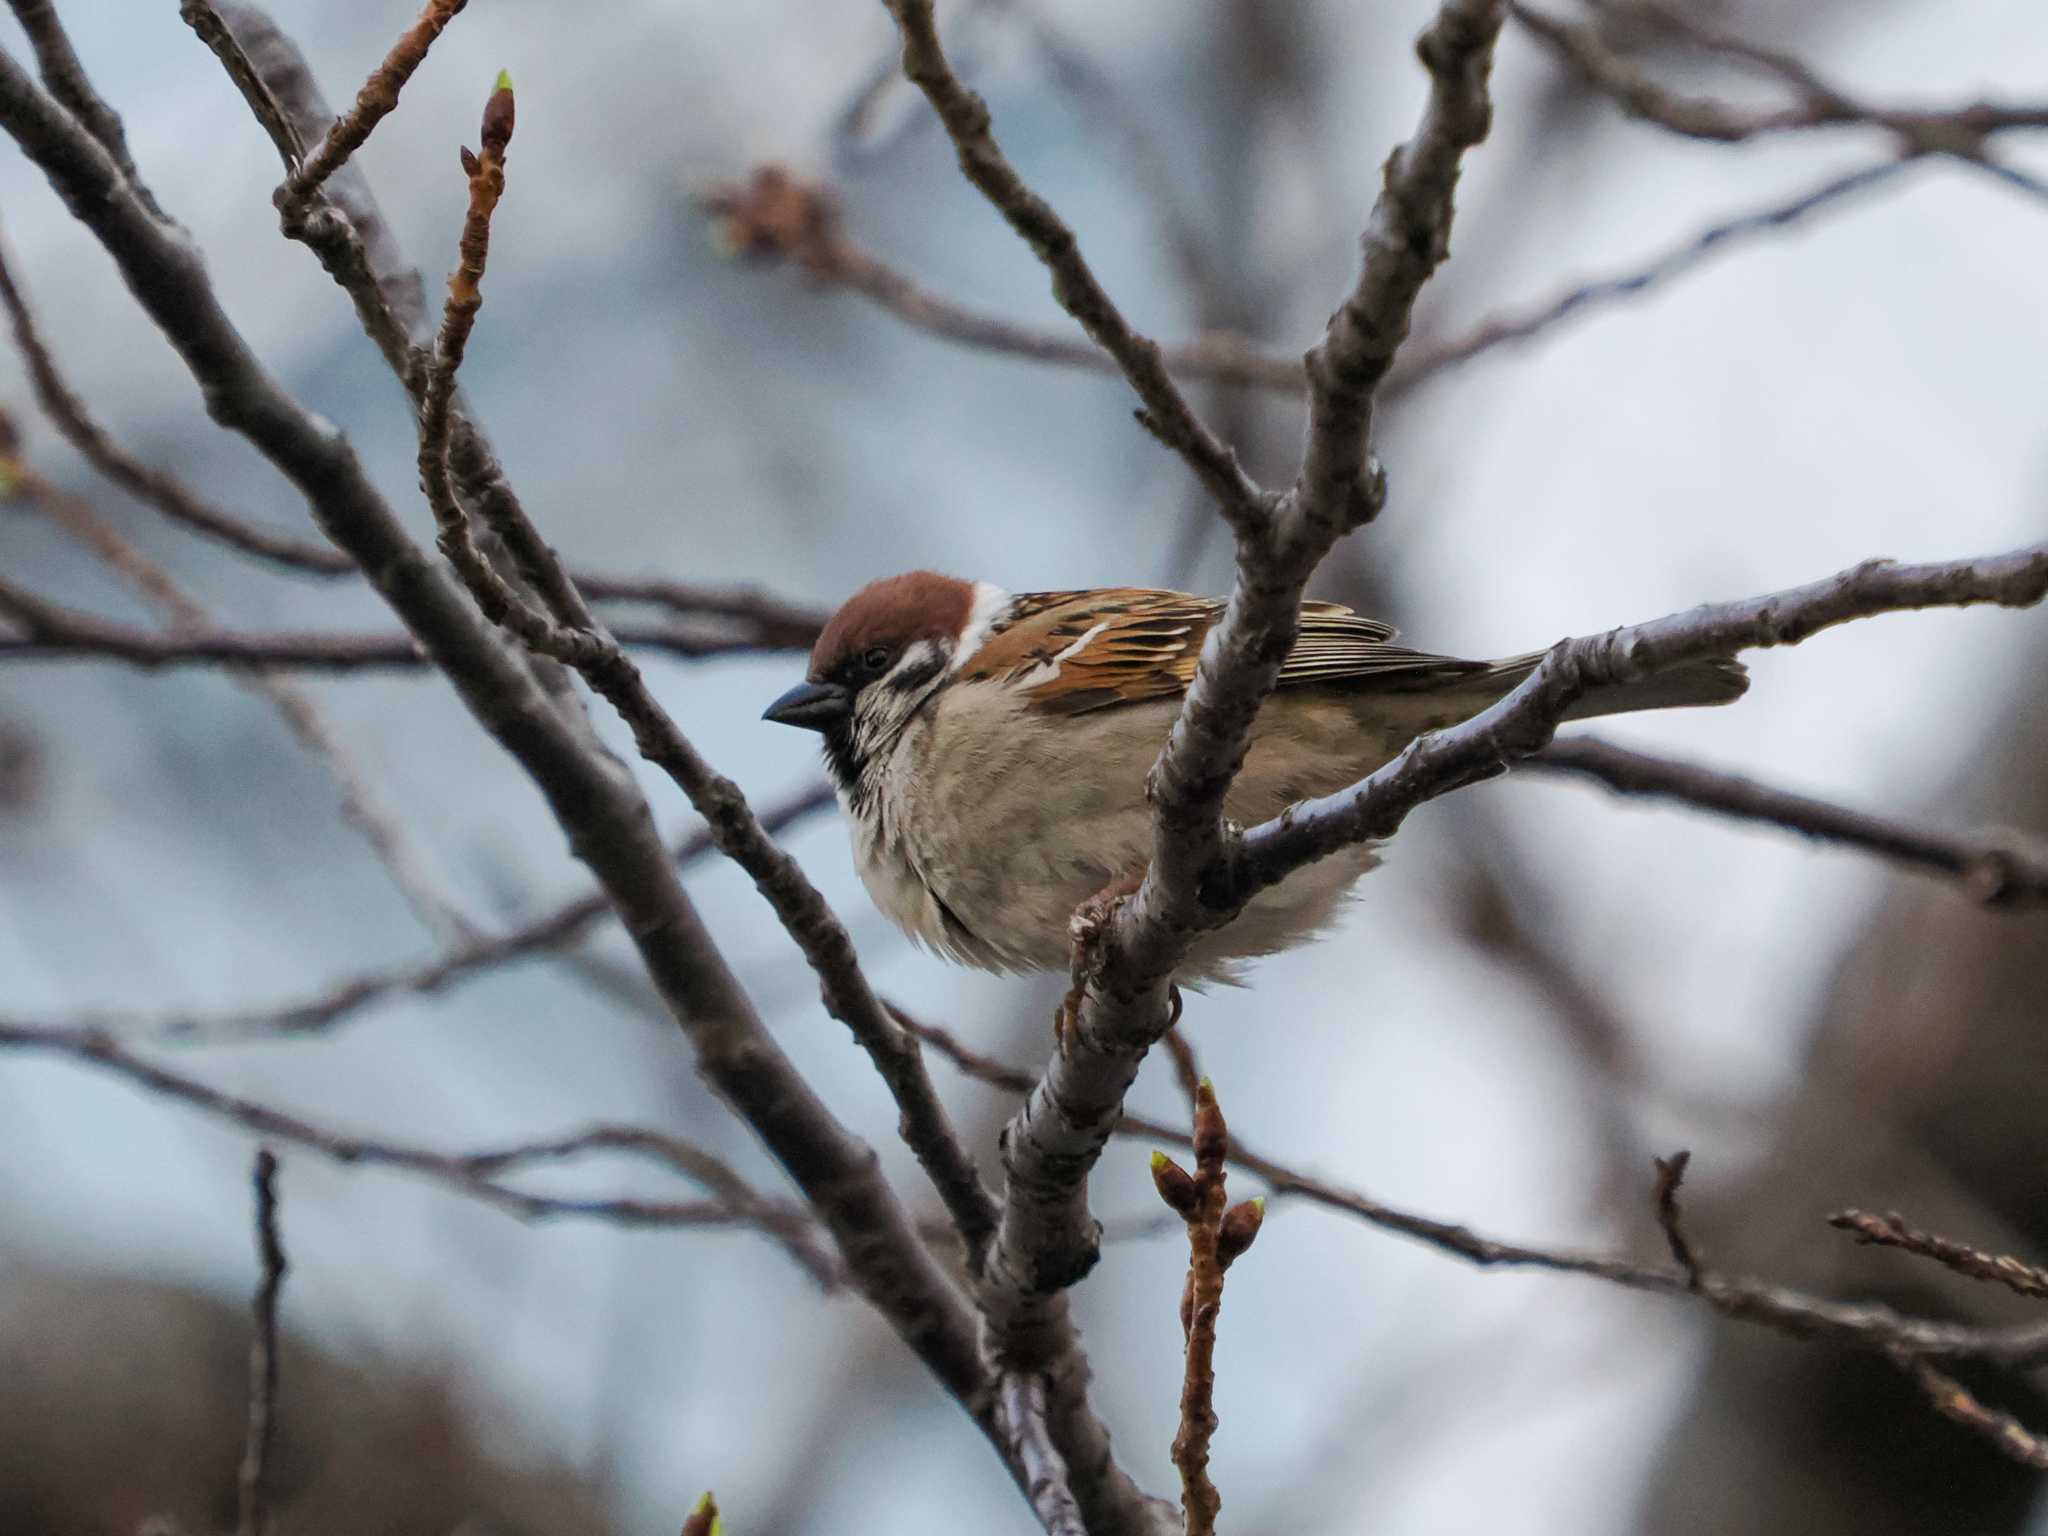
[{"x1": 886, "y1": 651, "x2": 947, "y2": 695}]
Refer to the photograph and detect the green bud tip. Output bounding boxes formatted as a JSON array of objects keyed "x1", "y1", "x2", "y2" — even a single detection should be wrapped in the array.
[
  {"x1": 494, "y1": 69, "x2": 513, "y2": 95},
  {"x1": 1149, "y1": 1150, "x2": 1168, "y2": 1171},
  {"x1": 1252, "y1": 1197, "x2": 1266, "y2": 1213}
]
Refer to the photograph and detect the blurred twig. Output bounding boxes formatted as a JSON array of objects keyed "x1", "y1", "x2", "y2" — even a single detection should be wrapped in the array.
[
  {"x1": 0, "y1": 1018, "x2": 850, "y2": 1268},
  {"x1": 57, "y1": 779, "x2": 834, "y2": 1044},
  {"x1": 1889, "y1": 1353, "x2": 2048, "y2": 1471},
  {"x1": 1833, "y1": 1210, "x2": 2048, "y2": 1303},
  {"x1": 236, "y1": 1149, "x2": 286, "y2": 1536},
  {"x1": 1531, "y1": 735, "x2": 2048, "y2": 909},
  {"x1": 1512, "y1": 3, "x2": 2048, "y2": 153},
  {"x1": 417, "y1": 75, "x2": 1002, "y2": 1266},
  {"x1": 2, "y1": 454, "x2": 479, "y2": 942},
  {"x1": 896, "y1": 1007, "x2": 2048, "y2": 1370},
  {"x1": 705, "y1": 153, "x2": 1929, "y2": 406},
  {"x1": 0, "y1": 582, "x2": 794, "y2": 667},
  {"x1": 4, "y1": 213, "x2": 825, "y2": 637}
]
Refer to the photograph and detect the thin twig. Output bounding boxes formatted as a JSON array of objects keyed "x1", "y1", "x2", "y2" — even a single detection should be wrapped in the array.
[
  {"x1": 0, "y1": 40, "x2": 1001, "y2": 1457},
  {"x1": 708, "y1": 156, "x2": 1923, "y2": 409},
  {"x1": 7, "y1": 465, "x2": 476, "y2": 941},
  {"x1": 0, "y1": 1019, "x2": 845, "y2": 1256},
  {"x1": 1385, "y1": 157, "x2": 1915, "y2": 395},
  {"x1": 1530, "y1": 735, "x2": 2048, "y2": 909},
  {"x1": 417, "y1": 74, "x2": 1002, "y2": 1268},
  {"x1": 105, "y1": 781, "x2": 834, "y2": 1045},
  {"x1": 236, "y1": 1149, "x2": 286, "y2": 1536},
  {"x1": 0, "y1": 580, "x2": 794, "y2": 668},
  {"x1": 1153, "y1": 1081, "x2": 1263, "y2": 1536},
  {"x1": 903, "y1": 1007, "x2": 2048, "y2": 1370},
  {"x1": 1832, "y1": 1210, "x2": 2048, "y2": 1301},
  {"x1": 1652, "y1": 1150, "x2": 1704, "y2": 1290},
  {"x1": 977, "y1": 0, "x2": 1511, "y2": 1383},
  {"x1": 4, "y1": 0, "x2": 166, "y2": 218},
  {"x1": 180, "y1": 0, "x2": 306, "y2": 167},
  {"x1": 879, "y1": 0, "x2": 1265, "y2": 526},
  {"x1": 1, "y1": 223, "x2": 827, "y2": 648},
  {"x1": 1511, "y1": 3, "x2": 2048, "y2": 150},
  {"x1": 279, "y1": 0, "x2": 469, "y2": 203},
  {"x1": 1888, "y1": 1351, "x2": 2048, "y2": 1471}
]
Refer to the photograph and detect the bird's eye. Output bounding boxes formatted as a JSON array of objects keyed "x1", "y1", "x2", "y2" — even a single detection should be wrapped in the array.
[{"x1": 861, "y1": 646, "x2": 892, "y2": 673}]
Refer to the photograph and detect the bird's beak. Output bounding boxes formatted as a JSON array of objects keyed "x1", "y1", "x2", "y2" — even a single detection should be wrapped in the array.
[{"x1": 762, "y1": 679, "x2": 851, "y2": 732}]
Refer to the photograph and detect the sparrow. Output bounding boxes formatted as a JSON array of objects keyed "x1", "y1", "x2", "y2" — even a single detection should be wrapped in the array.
[{"x1": 764, "y1": 572, "x2": 1746, "y2": 986}]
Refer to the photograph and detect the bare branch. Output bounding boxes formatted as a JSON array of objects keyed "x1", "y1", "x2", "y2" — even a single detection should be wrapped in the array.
[
  {"x1": 1833, "y1": 1210, "x2": 2048, "y2": 1302},
  {"x1": 1386, "y1": 157, "x2": 1914, "y2": 395},
  {"x1": 415, "y1": 74, "x2": 1002, "y2": 1267},
  {"x1": 0, "y1": 582, "x2": 789, "y2": 669},
  {"x1": 1512, "y1": 1, "x2": 2048, "y2": 194},
  {"x1": 0, "y1": 40, "x2": 998, "y2": 1443},
  {"x1": 879, "y1": 0, "x2": 1265, "y2": 525},
  {"x1": 2, "y1": 222, "x2": 827, "y2": 647},
  {"x1": 1155, "y1": 1081, "x2": 1263, "y2": 1536},
  {"x1": 1889, "y1": 1352, "x2": 2048, "y2": 1471},
  {"x1": 977, "y1": 0, "x2": 1510, "y2": 1378},
  {"x1": 709, "y1": 155, "x2": 1924, "y2": 410},
  {"x1": 704, "y1": 165, "x2": 1302, "y2": 393},
  {"x1": 997, "y1": 1373, "x2": 1089, "y2": 1536},
  {"x1": 1232, "y1": 543, "x2": 2048, "y2": 892},
  {"x1": 1652, "y1": 1150, "x2": 1704, "y2": 1290},
  {"x1": 1529, "y1": 736, "x2": 2048, "y2": 909},
  {"x1": 180, "y1": 0, "x2": 305, "y2": 167},
  {"x1": 0, "y1": 1020, "x2": 830, "y2": 1239},
  {"x1": 906, "y1": 1003, "x2": 2048, "y2": 1371},
  {"x1": 96, "y1": 781, "x2": 834, "y2": 1045},
  {"x1": 4, "y1": 0, "x2": 165, "y2": 218},
  {"x1": 278, "y1": 0, "x2": 469, "y2": 204},
  {"x1": 5, "y1": 462, "x2": 476, "y2": 942},
  {"x1": 236, "y1": 1149, "x2": 286, "y2": 1536}
]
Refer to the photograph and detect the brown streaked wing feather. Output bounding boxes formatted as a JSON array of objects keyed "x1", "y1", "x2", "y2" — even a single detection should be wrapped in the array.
[{"x1": 970, "y1": 588, "x2": 1483, "y2": 716}]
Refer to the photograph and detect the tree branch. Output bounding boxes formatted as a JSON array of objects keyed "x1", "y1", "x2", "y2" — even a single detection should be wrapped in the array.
[
  {"x1": 80, "y1": 781, "x2": 834, "y2": 1045},
  {"x1": 0, "y1": 581, "x2": 789, "y2": 668},
  {"x1": 235, "y1": 1149, "x2": 286, "y2": 1536},
  {"x1": 879, "y1": 0, "x2": 1265, "y2": 527},
  {"x1": 975, "y1": 0, "x2": 1510, "y2": 1376},
  {"x1": 414, "y1": 74, "x2": 1002, "y2": 1269},
  {"x1": 901, "y1": 1009, "x2": 2048, "y2": 1369},
  {"x1": 4, "y1": 462, "x2": 477, "y2": 942},
  {"x1": 1231, "y1": 543, "x2": 2048, "y2": 893},
  {"x1": 0, "y1": 38, "x2": 1002, "y2": 1459},
  {"x1": 277, "y1": 0, "x2": 469, "y2": 204},
  {"x1": 1512, "y1": 1, "x2": 2048, "y2": 188},
  {"x1": 1529, "y1": 735, "x2": 2048, "y2": 909},
  {"x1": 4, "y1": 0, "x2": 165, "y2": 218}
]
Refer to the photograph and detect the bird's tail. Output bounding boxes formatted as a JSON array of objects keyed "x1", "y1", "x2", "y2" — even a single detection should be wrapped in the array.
[{"x1": 1478, "y1": 650, "x2": 1749, "y2": 721}]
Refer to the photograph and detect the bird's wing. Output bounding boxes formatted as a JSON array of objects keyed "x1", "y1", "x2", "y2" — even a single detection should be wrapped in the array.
[{"x1": 962, "y1": 588, "x2": 1489, "y2": 717}]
